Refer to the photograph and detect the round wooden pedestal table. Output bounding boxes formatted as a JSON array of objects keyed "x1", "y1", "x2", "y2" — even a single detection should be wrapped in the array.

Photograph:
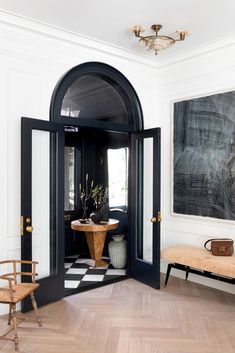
[{"x1": 71, "y1": 219, "x2": 119, "y2": 267}]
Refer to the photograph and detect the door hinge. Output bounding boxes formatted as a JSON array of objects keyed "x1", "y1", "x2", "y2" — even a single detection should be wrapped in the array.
[
  {"x1": 157, "y1": 211, "x2": 162, "y2": 222},
  {"x1": 64, "y1": 214, "x2": 71, "y2": 221}
]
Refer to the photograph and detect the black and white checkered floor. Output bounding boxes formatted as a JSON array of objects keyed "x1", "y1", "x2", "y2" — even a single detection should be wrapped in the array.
[{"x1": 64, "y1": 255, "x2": 127, "y2": 290}]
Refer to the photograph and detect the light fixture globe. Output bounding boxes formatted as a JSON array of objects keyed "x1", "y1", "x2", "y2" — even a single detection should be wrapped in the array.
[
  {"x1": 130, "y1": 25, "x2": 145, "y2": 37},
  {"x1": 130, "y1": 23, "x2": 189, "y2": 55}
]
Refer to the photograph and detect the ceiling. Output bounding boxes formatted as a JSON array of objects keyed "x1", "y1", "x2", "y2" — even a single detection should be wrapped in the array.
[{"x1": 0, "y1": 0, "x2": 234, "y2": 59}]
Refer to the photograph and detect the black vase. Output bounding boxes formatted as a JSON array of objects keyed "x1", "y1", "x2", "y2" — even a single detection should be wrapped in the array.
[
  {"x1": 90, "y1": 211, "x2": 103, "y2": 224},
  {"x1": 101, "y1": 204, "x2": 109, "y2": 222}
]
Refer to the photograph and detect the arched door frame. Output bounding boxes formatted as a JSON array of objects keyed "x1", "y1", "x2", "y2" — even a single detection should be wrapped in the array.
[
  {"x1": 50, "y1": 61, "x2": 144, "y2": 132},
  {"x1": 49, "y1": 60, "x2": 145, "y2": 286}
]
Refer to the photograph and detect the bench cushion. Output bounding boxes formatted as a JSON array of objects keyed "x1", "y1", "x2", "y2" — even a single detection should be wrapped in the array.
[{"x1": 161, "y1": 245, "x2": 235, "y2": 278}]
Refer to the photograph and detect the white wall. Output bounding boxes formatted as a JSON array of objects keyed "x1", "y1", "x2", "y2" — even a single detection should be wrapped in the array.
[
  {"x1": 0, "y1": 10, "x2": 234, "y2": 311},
  {"x1": 0, "y1": 12, "x2": 159, "y2": 314},
  {"x1": 158, "y1": 37, "x2": 235, "y2": 294}
]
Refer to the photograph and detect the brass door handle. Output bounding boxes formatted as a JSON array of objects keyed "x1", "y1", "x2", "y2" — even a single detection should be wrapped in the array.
[
  {"x1": 26, "y1": 226, "x2": 33, "y2": 233},
  {"x1": 150, "y1": 212, "x2": 162, "y2": 223}
]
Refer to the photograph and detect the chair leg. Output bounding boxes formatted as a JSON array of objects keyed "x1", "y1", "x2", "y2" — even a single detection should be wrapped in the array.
[
  {"x1": 12, "y1": 304, "x2": 19, "y2": 351},
  {"x1": 8, "y1": 304, "x2": 12, "y2": 325},
  {"x1": 30, "y1": 292, "x2": 42, "y2": 327}
]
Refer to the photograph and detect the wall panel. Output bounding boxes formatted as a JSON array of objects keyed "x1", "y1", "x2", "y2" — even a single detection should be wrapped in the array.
[
  {"x1": 0, "y1": 12, "x2": 159, "y2": 314},
  {"x1": 159, "y1": 42, "x2": 235, "y2": 294},
  {"x1": 0, "y1": 10, "x2": 234, "y2": 303}
]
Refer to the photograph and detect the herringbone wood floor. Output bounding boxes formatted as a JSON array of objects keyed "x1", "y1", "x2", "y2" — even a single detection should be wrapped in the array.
[{"x1": 0, "y1": 275, "x2": 234, "y2": 353}]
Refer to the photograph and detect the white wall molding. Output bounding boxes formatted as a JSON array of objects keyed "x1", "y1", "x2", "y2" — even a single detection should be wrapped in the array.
[
  {"x1": 0, "y1": 9, "x2": 158, "y2": 69},
  {"x1": 0, "y1": 9, "x2": 235, "y2": 72},
  {"x1": 157, "y1": 34, "x2": 235, "y2": 69},
  {"x1": 159, "y1": 68, "x2": 235, "y2": 93},
  {"x1": 0, "y1": 56, "x2": 8, "y2": 249},
  {"x1": 159, "y1": 42, "x2": 235, "y2": 294},
  {"x1": 163, "y1": 221, "x2": 235, "y2": 238}
]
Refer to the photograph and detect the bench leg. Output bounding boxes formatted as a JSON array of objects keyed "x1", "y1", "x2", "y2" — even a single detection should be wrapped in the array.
[
  {"x1": 164, "y1": 263, "x2": 173, "y2": 287},
  {"x1": 185, "y1": 266, "x2": 190, "y2": 281}
]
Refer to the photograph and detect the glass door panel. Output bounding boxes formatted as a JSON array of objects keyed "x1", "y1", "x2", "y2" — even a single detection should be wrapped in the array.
[
  {"x1": 32, "y1": 130, "x2": 50, "y2": 279},
  {"x1": 130, "y1": 128, "x2": 161, "y2": 288},
  {"x1": 143, "y1": 137, "x2": 153, "y2": 263},
  {"x1": 64, "y1": 146, "x2": 75, "y2": 211}
]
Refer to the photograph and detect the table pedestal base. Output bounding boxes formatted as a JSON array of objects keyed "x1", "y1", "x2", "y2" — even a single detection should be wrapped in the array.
[
  {"x1": 85, "y1": 231, "x2": 108, "y2": 267},
  {"x1": 71, "y1": 219, "x2": 119, "y2": 268}
]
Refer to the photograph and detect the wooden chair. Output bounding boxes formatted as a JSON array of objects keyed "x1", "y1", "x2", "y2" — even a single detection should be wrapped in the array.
[{"x1": 0, "y1": 260, "x2": 41, "y2": 351}]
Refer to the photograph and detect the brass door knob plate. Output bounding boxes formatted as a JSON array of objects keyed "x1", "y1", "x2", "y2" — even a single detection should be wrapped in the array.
[{"x1": 157, "y1": 211, "x2": 162, "y2": 222}]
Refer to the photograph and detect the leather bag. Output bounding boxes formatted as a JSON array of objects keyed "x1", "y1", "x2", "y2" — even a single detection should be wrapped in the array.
[{"x1": 204, "y1": 238, "x2": 234, "y2": 256}]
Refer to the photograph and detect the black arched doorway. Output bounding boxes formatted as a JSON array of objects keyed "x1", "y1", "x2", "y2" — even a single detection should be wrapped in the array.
[
  {"x1": 50, "y1": 62, "x2": 143, "y2": 132},
  {"x1": 21, "y1": 62, "x2": 161, "y2": 310},
  {"x1": 51, "y1": 62, "x2": 145, "y2": 295}
]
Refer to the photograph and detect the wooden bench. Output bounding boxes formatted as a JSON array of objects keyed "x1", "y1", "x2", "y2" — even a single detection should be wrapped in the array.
[{"x1": 161, "y1": 245, "x2": 235, "y2": 287}]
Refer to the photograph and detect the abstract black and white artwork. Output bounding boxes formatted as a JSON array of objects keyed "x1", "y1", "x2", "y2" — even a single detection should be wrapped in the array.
[{"x1": 173, "y1": 90, "x2": 235, "y2": 220}]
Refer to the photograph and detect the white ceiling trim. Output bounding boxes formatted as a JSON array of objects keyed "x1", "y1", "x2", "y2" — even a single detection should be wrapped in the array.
[
  {"x1": 0, "y1": 9, "x2": 158, "y2": 68},
  {"x1": 0, "y1": 9, "x2": 234, "y2": 70},
  {"x1": 157, "y1": 33, "x2": 235, "y2": 69}
]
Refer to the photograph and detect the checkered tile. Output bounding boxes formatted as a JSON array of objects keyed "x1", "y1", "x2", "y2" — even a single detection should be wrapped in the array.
[{"x1": 64, "y1": 255, "x2": 127, "y2": 289}]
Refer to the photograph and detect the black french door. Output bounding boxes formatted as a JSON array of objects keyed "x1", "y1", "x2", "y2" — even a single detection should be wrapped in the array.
[
  {"x1": 21, "y1": 116, "x2": 161, "y2": 312},
  {"x1": 130, "y1": 128, "x2": 161, "y2": 288},
  {"x1": 21, "y1": 117, "x2": 64, "y2": 311}
]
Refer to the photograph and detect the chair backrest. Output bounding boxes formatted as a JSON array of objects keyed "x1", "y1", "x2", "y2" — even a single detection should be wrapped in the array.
[
  {"x1": 0, "y1": 260, "x2": 39, "y2": 301},
  {"x1": 0, "y1": 260, "x2": 41, "y2": 351},
  {"x1": 0, "y1": 260, "x2": 38, "y2": 285}
]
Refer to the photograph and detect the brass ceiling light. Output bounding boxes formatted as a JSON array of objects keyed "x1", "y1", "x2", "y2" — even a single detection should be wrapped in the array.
[{"x1": 130, "y1": 24, "x2": 190, "y2": 55}]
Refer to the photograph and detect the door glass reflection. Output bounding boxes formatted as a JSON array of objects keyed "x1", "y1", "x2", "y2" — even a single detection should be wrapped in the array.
[
  {"x1": 108, "y1": 147, "x2": 128, "y2": 211},
  {"x1": 136, "y1": 137, "x2": 153, "y2": 264},
  {"x1": 143, "y1": 138, "x2": 153, "y2": 263},
  {"x1": 64, "y1": 146, "x2": 75, "y2": 211},
  {"x1": 32, "y1": 130, "x2": 50, "y2": 279}
]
